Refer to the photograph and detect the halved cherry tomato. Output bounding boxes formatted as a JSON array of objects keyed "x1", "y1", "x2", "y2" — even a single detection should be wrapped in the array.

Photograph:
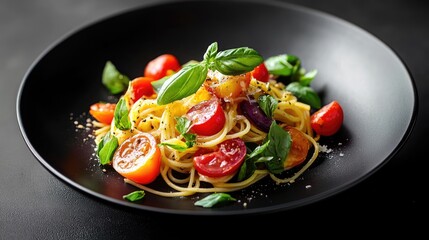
[
  {"x1": 193, "y1": 138, "x2": 246, "y2": 178},
  {"x1": 251, "y1": 63, "x2": 269, "y2": 82},
  {"x1": 129, "y1": 77, "x2": 156, "y2": 104},
  {"x1": 89, "y1": 102, "x2": 116, "y2": 124},
  {"x1": 310, "y1": 100, "x2": 344, "y2": 136},
  {"x1": 144, "y1": 54, "x2": 181, "y2": 80},
  {"x1": 205, "y1": 70, "x2": 251, "y2": 99},
  {"x1": 112, "y1": 132, "x2": 161, "y2": 184},
  {"x1": 186, "y1": 98, "x2": 226, "y2": 136},
  {"x1": 283, "y1": 126, "x2": 310, "y2": 170}
]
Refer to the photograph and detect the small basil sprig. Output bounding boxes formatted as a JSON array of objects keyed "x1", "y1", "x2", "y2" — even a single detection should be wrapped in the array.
[
  {"x1": 264, "y1": 54, "x2": 301, "y2": 79},
  {"x1": 156, "y1": 42, "x2": 264, "y2": 105},
  {"x1": 263, "y1": 122, "x2": 292, "y2": 174},
  {"x1": 102, "y1": 61, "x2": 130, "y2": 94},
  {"x1": 194, "y1": 193, "x2": 236, "y2": 208},
  {"x1": 264, "y1": 54, "x2": 321, "y2": 109},
  {"x1": 258, "y1": 95, "x2": 278, "y2": 118},
  {"x1": 286, "y1": 82, "x2": 321, "y2": 109},
  {"x1": 123, "y1": 190, "x2": 145, "y2": 202},
  {"x1": 237, "y1": 122, "x2": 292, "y2": 180},
  {"x1": 237, "y1": 140, "x2": 272, "y2": 181},
  {"x1": 97, "y1": 131, "x2": 118, "y2": 165},
  {"x1": 114, "y1": 98, "x2": 131, "y2": 130},
  {"x1": 158, "y1": 117, "x2": 196, "y2": 151}
]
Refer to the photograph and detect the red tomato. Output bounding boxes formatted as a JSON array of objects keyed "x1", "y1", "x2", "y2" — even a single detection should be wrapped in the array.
[
  {"x1": 205, "y1": 70, "x2": 251, "y2": 99},
  {"x1": 310, "y1": 100, "x2": 344, "y2": 136},
  {"x1": 129, "y1": 77, "x2": 156, "y2": 103},
  {"x1": 283, "y1": 126, "x2": 310, "y2": 170},
  {"x1": 251, "y1": 63, "x2": 269, "y2": 82},
  {"x1": 193, "y1": 138, "x2": 246, "y2": 178},
  {"x1": 144, "y1": 54, "x2": 181, "y2": 80},
  {"x1": 186, "y1": 99, "x2": 226, "y2": 136},
  {"x1": 89, "y1": 102, "x2": 116, "y2": 124},
  {"x1": 112, "y1": 132, "x2": 161, "y2": 184}
]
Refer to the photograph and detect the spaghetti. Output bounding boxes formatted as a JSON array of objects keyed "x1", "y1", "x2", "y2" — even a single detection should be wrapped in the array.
[
  {"x1": 89, "y1": 43, "x2": 336, "y2": 202},
  {"x1": 93, "y1": 73, "x2": 320, "y2": 197}
]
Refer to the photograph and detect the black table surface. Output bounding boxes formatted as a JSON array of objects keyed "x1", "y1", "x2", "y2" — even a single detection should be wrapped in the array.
[{"x1": 1, "y1": 0, "x2": 425, "y2": 238}]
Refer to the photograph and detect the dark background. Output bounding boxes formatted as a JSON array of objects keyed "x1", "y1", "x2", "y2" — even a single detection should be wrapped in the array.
[{"x1": 1, "y1": 0, "x2": 425, "y2": 238}]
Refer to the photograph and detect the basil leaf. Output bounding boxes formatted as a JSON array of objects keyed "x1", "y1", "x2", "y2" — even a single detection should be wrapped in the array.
[
  {"x1": 247, "y1": 140, "x2": 271, "y2": 159},
  {"x1": 156, "y1": 63, "x2": 208, "y2": 105},
  {"x1": 264, "y1": 54, "x2": 300, "y2": 76},
  {"x1": 151, "y1": 75, "x2": 170, "y2": 93},
  {"x1": 123, "y1": 190, "x2": 145, "y2": 202},
  {"x1": 114, "y1": 98, "x2": 131, "y2": 130},
  {"x1": 194, "y1": 193, "x2": 236, "y2": 208},
  {"x1": 158, "y1": 142, "x2": 188, "y2": 151},
  {"x1": 299, "y1": 69, "x2": 317, "y2": 86},
  {"x1": 258, "y1": 95, "x2": 278, "y2": 118},
  {"x1": 97, "y1": 131, "x2": 118, "y2": 165},
  {"x1": 102, "y1": 61, "x2": 130, "y2": 94},
  {"x1": 212, "y1": 47, "x2": 263, "y2": 75},
  {"x1": 203, "y1": 42, "x2": 218, "y2": 62},
  {"x1": 175, "y1": 116, "x2": 192, "y2": 134},
  {"x1": 286, "y1": 82, "x2": 321, "y2": 109},
  {"x1": 237, "y1": 140, "x2": 272, "y2": 181},
  {"x1": 263, "y1": 122, "x2": 291, "y2": 174},
  {"x1": 175, "y1": 117, "x2": 196, "y2": 148}
]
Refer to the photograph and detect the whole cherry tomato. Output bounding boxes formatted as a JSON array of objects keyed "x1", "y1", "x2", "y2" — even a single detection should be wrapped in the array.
[
  {"x1": 89, "y1": 102, "x2": 116, "y2": 124},
  {"x1": 193, "y1": 138, "x2": 247, "y2": 178},
  {"x1": 112, "y1": 132, "x2": 161, "y2": 184},
  {"x1": 144, "y1": 54, "x2": 181, "y2": 80},
  {"x1": 310, "y1": 100, "x2": 344, "y2": 136},
  {"x1": 186, "y1": 98, "x2": 226, "y2": 136},
  {"x1": 251, "y1": 63, "x2": 269, "y2": 82},
  {"x1": 129, "y1": 77, "x2": 156, "y2": 104}
]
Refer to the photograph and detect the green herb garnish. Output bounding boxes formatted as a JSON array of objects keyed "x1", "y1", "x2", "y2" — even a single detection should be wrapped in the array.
[
  {"x1": 114, "y1": 97, "x2": 131, "y2": 130},
  {"x1": 97, "y1": 131, "x2": 118, "y2": 165},
  {"x1": 123, "y1": 190, "x2": 145, "y2": 202},
  {"x1": 194, "y1": 193, "x2": 237, "y2": 208},
  {"x1": 102, "y1": 61, "x2": 130, "y2": 94},
  {"x1": 156, "y1": 42, "x2": 263, "y2": 105}
]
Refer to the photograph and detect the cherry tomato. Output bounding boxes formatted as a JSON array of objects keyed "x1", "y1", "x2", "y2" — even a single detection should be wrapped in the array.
[
  {"x1": 310, "y1": 100, "x2": 344, "y2": 136},
  {"x1": 144, "y1": 54, "x2": 181, "y2": 80},
  {"x1": 129, "y1": 77, "x2": 156, "y2": 104},
  {"x1": 186, "y1": 99, "x2": 226, "y2": 136},
  {"x1": 89, "y1": 102, "x2": 116, "y2": 124},
  {"x1": 251, "y1": 63, "x2": 269, "y2": 82},
  {"x1": 112, "y1": 132, "x2": 161, "y2": 184},
  {"x1": 205, "y1": 70, "x2": 251, "y2": 99},
  {"x1": 283, "y1": 126, "x2": 310, "y2": 170},
  {"x1": 193, "y1": 138, "x2": 246, "y2": 178}
]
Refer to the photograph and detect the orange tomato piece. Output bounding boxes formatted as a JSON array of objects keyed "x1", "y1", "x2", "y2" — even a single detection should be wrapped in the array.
[
  {"x1": 112, "y1": 132, "x2": 161, "y2": 184},
  {"x1": 89, "y1": 102, "x2": 116, "y2": 124},
  {"x1": 205, "y1": 70, "x2": 251, "y2": 100},
  {"x1": 283, "y1": 126, "x2": 310, "y2": 170}
]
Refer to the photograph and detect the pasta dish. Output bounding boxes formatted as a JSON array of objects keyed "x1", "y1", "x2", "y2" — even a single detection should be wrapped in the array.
[{"x1": 89, "y1": 42, "x2": 343, "y2": 205}]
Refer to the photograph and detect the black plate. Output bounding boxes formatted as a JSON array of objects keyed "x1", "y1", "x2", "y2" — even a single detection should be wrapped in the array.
[{"x1": 16, "y1": 0, "x2": 417, "y2": 215}]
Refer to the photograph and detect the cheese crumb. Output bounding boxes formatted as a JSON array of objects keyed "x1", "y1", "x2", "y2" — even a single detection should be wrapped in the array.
[{"x1": 318, "y1": 143, "x2": 333, "y2": 153}]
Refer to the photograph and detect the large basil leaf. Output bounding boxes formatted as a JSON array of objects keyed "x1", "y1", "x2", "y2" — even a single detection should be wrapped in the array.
[
  {"x1": 212, "y1": 47, "x2": 263, "y2": 75},
  {"x1": 156, "y1": 63, "x2": 208, "y2": 105}
]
